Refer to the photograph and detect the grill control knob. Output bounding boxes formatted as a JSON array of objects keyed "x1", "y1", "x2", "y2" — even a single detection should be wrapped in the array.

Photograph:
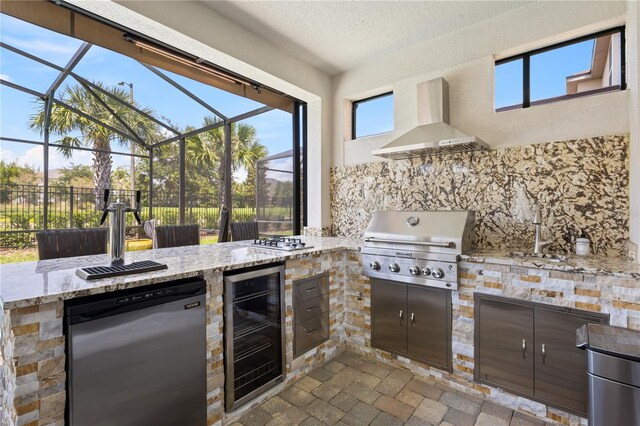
[
  {"x1": 422, "y1": 268, "x2": 431, "y2": 276},
  {"x1": 388, "y1": 263, "x2": 400, "y2": 273},
  {"x1": 409, "y1": 266, "x2": 421, "y2": 276},
  {"x1": 432, "y1": 268, "x2": 445, "y2": 279},
  {"x1": 369, "y1": 261, "x2": 381, "y2": 271}
]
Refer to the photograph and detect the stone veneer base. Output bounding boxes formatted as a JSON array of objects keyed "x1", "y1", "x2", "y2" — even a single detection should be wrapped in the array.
[
  {"x1": 3, "y1": 248, "x2": 639, "y2": 425},
  {"x1": 1, "y1": 252, "x2": 349, "y2": 426},
  {"x1": 344, "y1": 251, "x2": 640, "y2": 426}
]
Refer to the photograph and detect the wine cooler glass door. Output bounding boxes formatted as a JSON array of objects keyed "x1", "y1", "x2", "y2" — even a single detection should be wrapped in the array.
[{"x1": 224, "y1": 264, "x2": 285, "y2": 411}]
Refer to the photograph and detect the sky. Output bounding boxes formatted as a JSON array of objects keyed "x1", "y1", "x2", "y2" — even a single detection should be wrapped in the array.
[
  {"x1": 495, "y1": 39, "x2": 595, "y2": 109},
  {"x1": 0, "y1": 13, "x2": 293, "y2": 181},
  {"x1": 354, "y1": 93, "x2": 394, "y2": 139}
]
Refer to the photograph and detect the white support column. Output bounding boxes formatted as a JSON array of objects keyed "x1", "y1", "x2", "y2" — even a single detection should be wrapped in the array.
[{"x1": 629, "y1": 0, "x2": 640, "y2": 262}]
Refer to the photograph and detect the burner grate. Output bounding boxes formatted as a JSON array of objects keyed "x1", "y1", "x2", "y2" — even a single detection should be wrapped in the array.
[
  {"x1": 76, "y1": 260, "x2": 167, "y2": 280},
  {"x1": 249, "y1": 237, "x2": 312, "y2": 251}
]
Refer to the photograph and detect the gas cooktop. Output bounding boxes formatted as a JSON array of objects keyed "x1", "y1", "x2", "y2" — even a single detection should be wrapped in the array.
[{"x1": 248, "y1": 237, "x2": 313, "y2": 251}]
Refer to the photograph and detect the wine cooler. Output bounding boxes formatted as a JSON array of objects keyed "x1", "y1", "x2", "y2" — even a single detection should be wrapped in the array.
[{"x1": 224, "y1": 264, "x2": 285, "y2": 411}]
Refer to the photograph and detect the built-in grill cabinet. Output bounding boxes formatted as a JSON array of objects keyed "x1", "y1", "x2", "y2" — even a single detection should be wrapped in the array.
[
  {"x1": 293, "y1": 273, "x2": 329, "y2": 358},
  {"x1": 371, "y1": 278, "x2": 451, "y2": 371},
  {"x1": 362, "y1": 210, "x2": 474, "y2": 371},
  {"x1": 475, "y1": 294, "x2": 609, "y2": 416}
]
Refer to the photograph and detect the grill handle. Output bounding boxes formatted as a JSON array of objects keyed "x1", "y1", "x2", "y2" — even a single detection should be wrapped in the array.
[{"x1": 364, "y1": 237, "x2": 453, "y2": 248}]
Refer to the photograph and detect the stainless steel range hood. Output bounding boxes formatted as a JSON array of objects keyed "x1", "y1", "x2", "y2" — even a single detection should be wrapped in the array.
[{"x1": 372, "y1": 78, "x2": 489, "y2": 160}]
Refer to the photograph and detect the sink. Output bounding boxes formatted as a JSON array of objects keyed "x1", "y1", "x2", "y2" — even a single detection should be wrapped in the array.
[{"x1": 507, "y1": 252, "x2": 569, "y2": 263}]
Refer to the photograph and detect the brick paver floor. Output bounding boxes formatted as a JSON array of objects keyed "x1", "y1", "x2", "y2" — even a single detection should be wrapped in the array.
[{"x1": 232, "y1": 351, "x2": 554, "y2": 426}]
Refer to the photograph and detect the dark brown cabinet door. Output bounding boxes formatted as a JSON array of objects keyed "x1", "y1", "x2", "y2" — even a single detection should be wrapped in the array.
[
  {"x1": 371, "y1": 279, "x2": 408, "y2": 355},
  {"x1": 534, "y1": 309, "x2": 600, "y2": 415},
  {"x1": 407, "y1": 285, "x2": 451, "y2": 370},
  {"x1": 477, "y1": 298, "x2": 534, "y2": 396}
]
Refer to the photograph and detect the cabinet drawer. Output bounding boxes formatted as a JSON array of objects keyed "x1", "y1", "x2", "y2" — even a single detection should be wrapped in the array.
[
  {"x1": 293, "y1": 274, "x2": 328, "y2": 303},
  {"x1": 294, "y1": 313, "x2": 329, "y2": 357},
  {"x1": 295, "y1": 293, "x2": 329, "y2": 324}
]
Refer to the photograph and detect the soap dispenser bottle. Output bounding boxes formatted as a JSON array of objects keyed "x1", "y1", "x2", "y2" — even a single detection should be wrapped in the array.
[{"x1": 575, "y1": 229, "x2": 590, "y2": 256}]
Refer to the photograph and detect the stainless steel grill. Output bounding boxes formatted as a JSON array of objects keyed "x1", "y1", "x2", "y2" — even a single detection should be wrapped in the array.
[{"x1": 361, "y1": 210, "x2": 476, "y2": 290}]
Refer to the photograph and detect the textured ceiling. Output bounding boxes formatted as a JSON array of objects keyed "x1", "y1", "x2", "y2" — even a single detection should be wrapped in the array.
[{"x1": 200, "y1": 1, "x2": 533, "y2": 75}]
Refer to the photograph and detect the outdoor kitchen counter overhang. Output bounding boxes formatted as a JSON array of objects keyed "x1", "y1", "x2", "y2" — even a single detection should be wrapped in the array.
[{"x1": 0, "y1": 236, "x2": 361, "y2": 310}]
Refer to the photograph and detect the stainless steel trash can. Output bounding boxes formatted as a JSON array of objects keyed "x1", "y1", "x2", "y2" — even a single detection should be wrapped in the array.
[{"x1": 577, "y1": 323, "x2": 640, "y2": 426}]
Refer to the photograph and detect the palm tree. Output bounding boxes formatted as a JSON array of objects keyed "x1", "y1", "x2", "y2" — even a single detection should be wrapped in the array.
[
  {"x1": 186, "y1": 116, "x2": 267, "y2": 206},
  {"x1": 29, "y1": 82, "x2": 161, "y2": 207}
]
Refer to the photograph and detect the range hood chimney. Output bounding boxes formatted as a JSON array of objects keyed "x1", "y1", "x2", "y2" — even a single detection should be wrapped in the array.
[{"x1": 372, "y1": 78, "x2": 489, "y2": 160}]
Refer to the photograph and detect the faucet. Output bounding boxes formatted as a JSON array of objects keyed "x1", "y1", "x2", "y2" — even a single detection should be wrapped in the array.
[
  {"x1": 532, "y1": 204, "x2": 553, "y2": 254},
  {"x1": 99, "y1": 189, "x2": 142, "y2": 265}
]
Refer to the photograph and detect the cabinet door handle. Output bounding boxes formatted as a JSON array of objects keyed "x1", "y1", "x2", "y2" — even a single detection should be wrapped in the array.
[
  {"x1": 411, "y1": 312, "x2": 415, "y2": 328},
  {"x1": 399, "y1": 310, "x2": 404, "y2": 325},
  {"x1": 522, "y1": 338, "x2": 527, "y2": 359},
  {"x1": 541, "y1": 343, "x2": 546, "y2": 364}
]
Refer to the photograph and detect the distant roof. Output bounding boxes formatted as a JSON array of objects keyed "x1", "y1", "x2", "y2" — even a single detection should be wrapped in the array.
[{"x1": 260, "y1": 149, "x2": 293, "y2": 162}]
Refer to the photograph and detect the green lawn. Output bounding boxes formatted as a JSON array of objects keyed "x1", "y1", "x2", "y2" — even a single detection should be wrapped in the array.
[
  {"x1": 0, "y1": 235, "x2": 222, "y2": 264},
  {"x1": 0, "y1": 248, "x2": 38, "y2": 264},
  {"x1": 0, "y1": 229, "x2": 299, "y2": 264}
]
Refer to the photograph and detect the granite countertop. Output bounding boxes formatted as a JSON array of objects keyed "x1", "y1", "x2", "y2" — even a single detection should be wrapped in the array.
[
  {"x1": 463, "y1": 249, "x2": 640, "y2": 280},
  {"x1": 2, "y1": 237, "x2": 638, "y2": 309},
  {"x1": 0, "y1": 236, "x2": 361, "y2": 309}
]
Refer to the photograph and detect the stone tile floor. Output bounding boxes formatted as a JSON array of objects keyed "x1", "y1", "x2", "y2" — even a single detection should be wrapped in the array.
[{"x1": 232, "y1": 351, "x2": 554, "y2": 426}]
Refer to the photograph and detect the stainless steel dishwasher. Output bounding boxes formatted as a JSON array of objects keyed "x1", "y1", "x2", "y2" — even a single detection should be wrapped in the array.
[
  {"x1": 577, "y1": 323, "x2": 640, "y2": 426},
  {"x1": 65, "y1": 277, "x2": 207, "y2": 426}
]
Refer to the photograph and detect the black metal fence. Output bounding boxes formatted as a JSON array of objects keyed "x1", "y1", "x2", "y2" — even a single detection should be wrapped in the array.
[{"x1": 0, "y1": 184, "x2": 293, "y2": 248}]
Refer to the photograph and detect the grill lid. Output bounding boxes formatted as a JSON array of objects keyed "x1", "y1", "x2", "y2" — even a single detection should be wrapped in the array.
[{"x1": 363, "y1": 210, "x2": 476, "y2": 255}]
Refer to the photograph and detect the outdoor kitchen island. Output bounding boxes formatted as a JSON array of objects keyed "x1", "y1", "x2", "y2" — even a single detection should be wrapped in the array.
[
  {"x1": 0, "y1": 236, "x2": 360, "y2": 426},
  {"x1": 1, "y1": 237, "x2": 640, "y2": 426}
]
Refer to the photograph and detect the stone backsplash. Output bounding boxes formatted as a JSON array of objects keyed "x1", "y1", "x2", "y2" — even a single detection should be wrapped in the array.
[{"x1": 330, "y1": 134, "x2": 629, "y2": 256}]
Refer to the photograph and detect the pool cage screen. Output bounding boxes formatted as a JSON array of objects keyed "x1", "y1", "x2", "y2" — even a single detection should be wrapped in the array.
[
  {"x1": 0, "y1": 2, "x2": 309, "y2": 248},
  {"x1": 255, "y1": 150, "x2": 298, "y2": 236}
]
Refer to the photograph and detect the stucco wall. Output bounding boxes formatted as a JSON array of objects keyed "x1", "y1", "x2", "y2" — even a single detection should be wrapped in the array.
[
  {"x1": 332, "y1": 1, "x2": 629, "y2": 167},
  {"x1": 628, "y1": 0, "x2": 640, "y2": 259}
]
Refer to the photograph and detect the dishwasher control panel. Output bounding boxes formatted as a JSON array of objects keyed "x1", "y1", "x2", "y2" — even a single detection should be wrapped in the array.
[
  {"x1": 65, "y1": 276, "x2": 206, "y2": 320},
  {"x1": 116, "y1": 287, "x2": 178, "y2": 305}
]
